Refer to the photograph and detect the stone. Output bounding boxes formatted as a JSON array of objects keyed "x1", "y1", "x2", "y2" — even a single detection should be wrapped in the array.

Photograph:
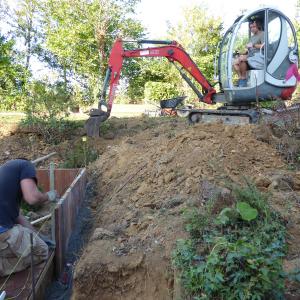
[
  {"x1": 164, "y1": 172, "x2": 176, "y2": 183},
  {"x1": 91, "y1": 227, "x2": 114, "y2": 241},
  {"x1": 269, "y1": 174, "x2": 294, "y2": 191},
  {"x1": 255, "y1": 176, "x2": 272, "y2": 188}
]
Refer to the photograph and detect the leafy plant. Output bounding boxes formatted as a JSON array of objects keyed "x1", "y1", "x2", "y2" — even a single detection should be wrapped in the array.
[
  {"x1": 173, "y1": 183, "x2": 287, "y2": 300},
  {"x1": 236, "y1": 201, "x2": 258, "y2": 221},
  {"x1": 21, "y1": 117, "x2": 84, "y2": 144},
  {"x1": 61, "y1": 138, "x2": 98, "y2": 168}
]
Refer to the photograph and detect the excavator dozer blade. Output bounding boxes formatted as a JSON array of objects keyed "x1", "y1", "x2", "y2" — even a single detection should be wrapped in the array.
[{"x1": 85, "y1": 110, "x2": 109, "y2": 137}]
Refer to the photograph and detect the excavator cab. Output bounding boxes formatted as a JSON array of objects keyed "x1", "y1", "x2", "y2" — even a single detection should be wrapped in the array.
[{"x1": 218, "y1": 7, "x2": 298, "y2": 104}]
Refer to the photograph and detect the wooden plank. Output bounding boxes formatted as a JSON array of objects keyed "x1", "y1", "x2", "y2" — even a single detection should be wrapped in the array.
[
  {"x1": 36, "y1": 170, "x2": 50, "y2": 194},
  {"x1": 54, "y1": 168, "x2": 86, "y2": 276},
  {"x1": 36, "y1": 169, "x2": 80, "y2": 197}
]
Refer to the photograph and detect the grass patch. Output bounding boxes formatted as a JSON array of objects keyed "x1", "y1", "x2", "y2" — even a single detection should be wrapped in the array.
[
  {"x1": 173, "y1": 183, "x2": 287, "y2": 300},
  {"x1": 0, "y1": 113, "x2": 24, "y2": 124}
]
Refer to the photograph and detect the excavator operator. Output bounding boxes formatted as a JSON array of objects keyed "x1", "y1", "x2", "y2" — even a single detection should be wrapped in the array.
[{"x1": 233, "y1": 18, "x2": 265, "y2": 87}]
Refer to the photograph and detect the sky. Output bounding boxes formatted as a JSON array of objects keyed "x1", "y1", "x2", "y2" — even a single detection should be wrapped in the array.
[
  {"x1": 136, "y1": 0, "x2": 299, "y2": 38},
  {"x1": 2, "y1": 0, "x2": 298, "y2": 78}
]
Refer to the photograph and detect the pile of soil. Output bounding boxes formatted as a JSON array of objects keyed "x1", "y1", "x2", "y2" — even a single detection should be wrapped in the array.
[
  {"x1": 72, "y1": 119, "x2": 300, "y2": 300},
  {"x1": 1, "y1": 116, "x2": 300, "y2": 299},
  {"x1": 0, "y1": 122, "x2": 88, "y2": 167}
]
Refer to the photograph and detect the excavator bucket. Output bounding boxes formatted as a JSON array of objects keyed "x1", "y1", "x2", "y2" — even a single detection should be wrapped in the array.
[{"x1": 85, "y1": 109, "x2": 109, "y2": 137}]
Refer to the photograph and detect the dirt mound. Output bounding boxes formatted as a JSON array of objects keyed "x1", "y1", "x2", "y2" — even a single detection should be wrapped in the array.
[{"x1": 72, "y1": 120, "x2": 289, "y2": 299}]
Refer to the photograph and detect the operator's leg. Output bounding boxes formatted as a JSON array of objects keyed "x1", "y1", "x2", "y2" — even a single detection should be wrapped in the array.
[
  {"x1": 240, "y1": 61, "x2": 248, "y2": 79},
  {"x1": 233, "y1": 57, "x2": 242, "y2": 78},
  {"x1": 0, "y1": 225, "x2": 48, "y2": 276}
]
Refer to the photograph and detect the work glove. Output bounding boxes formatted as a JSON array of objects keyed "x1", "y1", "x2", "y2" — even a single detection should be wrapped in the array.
[{"x1": 46, "y1": 190, "x2": 59, "y2": 202}]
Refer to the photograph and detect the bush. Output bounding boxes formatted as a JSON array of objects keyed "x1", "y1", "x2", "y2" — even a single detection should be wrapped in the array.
[
  {"x1": 24, "y1": 80, "x2": 72, "y2": 120},
  {"x1": 61, "y1": 137, "x2": 98, "y2": 168},
  {"x1": 21, "y1": 117, "x2": 84, "y2": 144},
  {"x1": 173, "y1": 183, "x2": 287, "y2": 300},
  {"x1": 144, "y1": 81, "x2": 180, "y2": 102}
]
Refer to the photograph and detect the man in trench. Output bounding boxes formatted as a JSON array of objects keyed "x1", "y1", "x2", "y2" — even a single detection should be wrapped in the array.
[{"x1": 0, "y1": 159, "x2": 58, "y2": 277}]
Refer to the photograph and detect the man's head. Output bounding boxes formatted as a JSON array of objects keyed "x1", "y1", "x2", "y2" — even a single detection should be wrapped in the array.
[{"x1": 249, "y1": 19, "x2": 263, "y2": 34}]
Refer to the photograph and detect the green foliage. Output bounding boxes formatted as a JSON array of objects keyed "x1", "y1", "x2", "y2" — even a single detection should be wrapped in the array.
[
  {"x1": 233, "y1": 182, "x2": 270, "y2": 220},
  {"x1": 167, "y1": 5, "x2": 223, "y2": 99},
  {"x1": 61, "y1": 138, "x2": 98, "y2": 168},
  {"x1": 127, "y1": 58, "x2": 180, "y2": 101},
  {"x1": 144, "y1": 81, "x2": 180, "y2": 102},
  {"x1": 236, "y1": 202, "x2": 258, "y2": 221},
  {"x1": 173, "y1": 184, "x2": 287, "y2": 300},
  {"x1": 0, "y1": 35, "x2": 28, "y2": 110},
  {"x1": 10, "y1": 0, "x2": 43, "y2": 70},
  {"x1": 21, "y1": 116, "x2": 84, "y2": 144},
  {"x1": 20, "y1": 79, "x2": 77, "y2": 143},
  {"x1": 24, "y1": 79, "x2": 71, "y2": 120},
  {"x1": 41, "y1": 0, "x2": 144, "y2": 104}
]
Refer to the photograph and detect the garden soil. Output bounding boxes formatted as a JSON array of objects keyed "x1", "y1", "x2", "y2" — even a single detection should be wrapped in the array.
[
  {"x1": 71, "y1": 118, "x2": 300, "y2": 300},
  {"x1": 1, "y1": 117, "x2": 300, "y2": 299}
]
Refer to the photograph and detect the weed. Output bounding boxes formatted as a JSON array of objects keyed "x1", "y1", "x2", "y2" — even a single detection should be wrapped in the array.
[
  {"x1": 173, "y1": 183, "x2": 287, "y2": 300},
  {"x1": 100, "y1": 121, "x2": 113, "y2": 135},
  {"x1": 61, "y1": 138, "x2": 98, "y2": 168}
]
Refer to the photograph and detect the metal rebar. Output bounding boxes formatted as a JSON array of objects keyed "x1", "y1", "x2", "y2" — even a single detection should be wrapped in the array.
[
  {"x1": 49, "y1": 162, "x2": 56, "y2": 243},
  {"x1": 30, "y1": 214, "x2": 52, "y2": 225},
  {"x1": 31, "y1": 152, "x2": 57, "y2": 165},
  {"x1": 30, "y1": 233, "x2": 35, "y2": 300}
]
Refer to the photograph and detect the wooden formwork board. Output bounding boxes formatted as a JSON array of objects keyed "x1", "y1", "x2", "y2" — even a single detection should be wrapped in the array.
[
  {"x1": 36, "y1": 168, "x2": 81, "y2": 196},
  {"x1": 54, "y1": 168, "x2": 87, "y2": 276}
]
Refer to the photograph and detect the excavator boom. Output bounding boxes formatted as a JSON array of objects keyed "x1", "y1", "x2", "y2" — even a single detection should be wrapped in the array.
[{"x1": 85, "y1": 39, "x2": 217, "y2": 136}]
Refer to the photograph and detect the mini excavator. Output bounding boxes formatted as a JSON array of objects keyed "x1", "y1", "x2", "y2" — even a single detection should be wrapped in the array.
[{"x1": 86, "y1": 7, "x2": 299, "y2": 136}]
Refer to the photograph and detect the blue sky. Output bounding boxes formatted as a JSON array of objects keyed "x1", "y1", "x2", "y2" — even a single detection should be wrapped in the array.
[{"x1": 136, "y1": 0, "x2": 298, "y2": 38}]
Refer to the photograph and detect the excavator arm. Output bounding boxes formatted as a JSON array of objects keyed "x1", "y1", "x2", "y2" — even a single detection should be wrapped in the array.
[{"x1": 86, "y1": 38, "x2": 217, "y2": 136}]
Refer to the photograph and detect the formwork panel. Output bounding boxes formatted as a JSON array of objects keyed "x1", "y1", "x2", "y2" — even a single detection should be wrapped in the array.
[{"x1": 54, "y1": 168, "x2": 87, "y2": 276}]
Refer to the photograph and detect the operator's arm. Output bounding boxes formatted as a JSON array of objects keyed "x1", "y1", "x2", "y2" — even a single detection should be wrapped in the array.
[
  {"x1": 20, "y1": 178, "x2": 49, "y2": 205},
  {"x1": 252, "y1": 43, "x2": 264, "y2": 49}
]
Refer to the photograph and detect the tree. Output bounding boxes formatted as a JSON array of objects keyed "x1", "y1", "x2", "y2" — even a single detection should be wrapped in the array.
[
  {"x1": 5, "y1": 0, "x2": 43, "y2": 71},
  {"x1": 0, "y1": 34, "x2": 28, "y2": 110},
  {"x1": 167, "y1": 5, "x2": 223, "y2": 100},
  {"x1": 41, "y1": 0, "x2": 144, "y2": 104}
]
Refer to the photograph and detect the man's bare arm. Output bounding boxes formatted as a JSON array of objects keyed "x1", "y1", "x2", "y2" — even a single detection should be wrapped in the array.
[{"x1": 20, "y1": 178, "x2": 49, "y2": 205}]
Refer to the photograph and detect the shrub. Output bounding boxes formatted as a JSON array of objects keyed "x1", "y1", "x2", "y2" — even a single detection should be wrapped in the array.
[
  {"x1": 173, "y1": 183, "x2": 287, "y2": 300},
  {"x1": 144, "y1": 81, "x2": 180, "y2": 102},
  {"x1": 61, "y1": 137, "x2": 98, "y2": 168}
]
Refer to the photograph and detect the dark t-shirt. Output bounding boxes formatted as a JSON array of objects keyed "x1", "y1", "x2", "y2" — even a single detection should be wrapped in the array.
[{"x1": 0, "y1": 159, "x2": 37, "y2": 228}]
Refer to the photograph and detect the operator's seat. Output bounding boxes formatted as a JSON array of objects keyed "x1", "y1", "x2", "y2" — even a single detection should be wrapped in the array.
[{"x1": 247, "y1": 69, "x2": 264, "y2": 86}]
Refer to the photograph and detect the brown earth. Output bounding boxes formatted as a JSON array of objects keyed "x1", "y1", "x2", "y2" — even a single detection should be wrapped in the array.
[
  {"x1": 1, "y1": 116, "x2": 300, "y2": 299},
  {"x1": 71, "y1": 118, "x2": 300, "y2": 300}
]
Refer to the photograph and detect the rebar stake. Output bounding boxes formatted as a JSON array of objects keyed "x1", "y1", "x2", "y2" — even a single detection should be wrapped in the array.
[
  {"x1": 30, "y1": 233, "x2": 35, "y2": 300},
  {"x1": 50, "y1": 162, "x2": 56, "y2": 243}
]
